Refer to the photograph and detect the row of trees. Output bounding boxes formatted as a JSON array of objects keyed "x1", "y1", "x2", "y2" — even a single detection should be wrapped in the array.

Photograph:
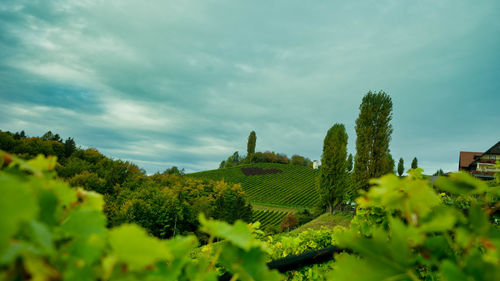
[
  {"x1": 318, "y1": 91, "x2": 422, "y2": 213},
  {"x1": 397, "y1": 157, "x2": 418, "y2": 176},
  {"x1": 219, "y1": 131, "x2": 313, "y2": 168}
]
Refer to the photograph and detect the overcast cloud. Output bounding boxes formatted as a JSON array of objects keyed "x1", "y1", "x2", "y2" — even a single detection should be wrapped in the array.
[{"x1": 1, "y1": 0, "x2": 499, "y2": 173}]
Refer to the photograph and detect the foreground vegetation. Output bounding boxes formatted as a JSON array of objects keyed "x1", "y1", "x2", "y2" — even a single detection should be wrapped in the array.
[{"x1": 2, "y1": 152, "x2": 499, "y2": 280}]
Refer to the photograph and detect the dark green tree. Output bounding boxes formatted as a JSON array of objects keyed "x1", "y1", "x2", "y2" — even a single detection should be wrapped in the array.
[
  {"x1": 42, "y1": 131, "x2": 54, "y2": 141},
  {"x1": 433, "y1": 169, "x2": 445, "y2": 176},
  {"x1": 64, "y1": 137, "x2": 76, "y2": 158},
  {"x1": 13, "y1": 130, "x2": 26, "y2": 140},
  {"x1": 383, "y1": 152, "x2": 395, "y2": 174},
  {"x1": 354, "y1": 91, "x2": 393, "y2": 191},
  {"x1": 247, "y1": 131, "x2": 256, "y2": 156},
  {"x1": 318, "y1": 123, "x2": 349, "y2": 213},
  {"x1": 346, "y1": 154, "x2": 353, "y2": 172},
  {"x1": 397, "y1": 158, "x2": 404, "y2": 177},
  {"x1": 165, "y1": 166, "x2": 183, "y2": 175},
  {"x1": 411, "y1": 157, "x2": 418, "y2": 169}
]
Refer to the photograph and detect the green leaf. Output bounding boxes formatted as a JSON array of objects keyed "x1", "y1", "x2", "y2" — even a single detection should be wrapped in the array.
[
  {"x1": 420, "y1": 206, "x2": 457, "y2": 233},
  {"x1": 425, "y1": 235, "x2": 455, "y2": 262},
  {"x1": 0, "y1": 173, "x2": 38, "y2": 255},
  {"x1": 109, "y1": 224, "x2": 172, "y2": 271},
  {"x1": 77, "y1": 188, "x2": 105, "y2": 211},
  {"x1": 27, "y1": 220, "x2": 54, "y2": 254},
  {"x1": 218, "y1": 244, "x2": 281, "y2": 281},
  {"x1": 468, "y1": 204, "x2": 488, "y2": 234},
  {"x1": 435, "y1": 172, "x2": 488, "y2": 195},
  {"x1": 440, "y1": 260, "x2": 468, "y2": 281},
  {"x1": 26, "y1": 154, "x2": 58, "y2": 173},
  {"x1": 49, "y1": 180, "x2": 77, "y2": 212},
  {"x1": 328, "y1": 253, "x2": 402, "y2": 281},
  {"x1": 199, "y1": 214, "x2": 255, "y2": 251},
  {"x1": 61, "y1": 209, "x2": 107, "y2": 238},
  {"x1": 37, "y1": 190, "x2": 59, "y2": 226}
]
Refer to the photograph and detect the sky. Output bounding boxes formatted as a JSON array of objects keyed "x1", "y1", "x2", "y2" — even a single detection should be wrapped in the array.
[{"x1": 1, "y1": 0, "x2": 499, "y2": 174}]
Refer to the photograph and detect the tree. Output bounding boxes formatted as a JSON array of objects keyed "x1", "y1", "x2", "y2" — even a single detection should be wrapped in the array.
[
  {"x1": 433, "y1": 169, "x2": 445, "y2": 176},
  {"x1": 13, "y1": 130, "x2": 26, "y2": 140},
  {"x1": 318, "y1": 123, "x2": 349, "y2": 213},
  {"x1": 346, "y1": 154, "x2": 353, "y2": 172},
  {"x1": 385, "y1": 153, "x2": 395, "y2": 174},
  {"x1": 247, "y1": 131, "x2": 256, "y2": 156},
  {"x1": 224, "y1": 151, "x2": 241, "y2": 167},
  {"x1": 280, "y1": 213, "x2": 298, "y2": 232},
  {"x1": 42, "y1": 131, "x2": 54, "y2": 141},
  {"x1": 165, "y1": 166, "x2": 183, "y2": 175},
  {"x1": 354, "y1": 91, "x2": 393, "y2": 191},
  {"x1": 397, "y1": 158, "x2": 404, "y2": 177},
  {"x1": 64, "y1": 137, "x2": 76, "y2": 158},
  {"x1": 291, "y1": 154, "x2": 311, "y2": 166},
  {"x1": 411, "y1": 157, "x2": 418, "y2": 169}
]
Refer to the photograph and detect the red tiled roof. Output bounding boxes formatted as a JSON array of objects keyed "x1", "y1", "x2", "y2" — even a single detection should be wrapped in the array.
[{"x1": 459, "y1": 151, "x2": 482, "y2": 170}]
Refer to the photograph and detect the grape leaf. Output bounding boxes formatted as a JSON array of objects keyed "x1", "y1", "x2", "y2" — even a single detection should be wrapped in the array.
[{"x1": 109, "y1": 224, "x2": 172, "y2": 271}]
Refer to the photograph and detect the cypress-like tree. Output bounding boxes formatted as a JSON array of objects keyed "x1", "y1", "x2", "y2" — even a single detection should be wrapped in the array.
[
  {"x1": 247, "y1": 131, "x2": 256, "y2": 156},
  {"x1": 318, "y1": 123, "x2": 348, "y2": 213},
  {"x1": 347, "y1": 153, "x2": 353, "y2": 172},
  {"x1": 354, "y1": 91, "x2": 393, "y2": 191},
  {"x1": 411, "y1": 157, "x2": 418, "y2": 169},
  {"x1": 397, "y1": 158, "x2": 404, "y2": 177},
  {"x1": 64, "y1": 137, "x2": 76, "y2": 158}
]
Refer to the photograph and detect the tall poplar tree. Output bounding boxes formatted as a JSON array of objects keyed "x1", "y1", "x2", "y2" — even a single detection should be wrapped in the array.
[
  {"x1": 354, "y1": 91, "x2": 393, "y2": 191},
  {"x1": 247, "y1": 131, "x2": 256, "y2": 156},
  {"x1": 411, "y1": 157, "x2": 418, "y2": 169},
  {"x1": 318, "y1": 123, "x2": 348, "y2": 213},
  {"x1": 397, "y1": 158, "x2": 404, "y2": 177},
  {"x1": 347, "y1": 154, "x2": 353, "y2": 172}
]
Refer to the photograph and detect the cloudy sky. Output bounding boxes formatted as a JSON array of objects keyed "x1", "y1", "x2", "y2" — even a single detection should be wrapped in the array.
[{"x1": 1, "y1": 0, "x2": 499, "y2": 174}]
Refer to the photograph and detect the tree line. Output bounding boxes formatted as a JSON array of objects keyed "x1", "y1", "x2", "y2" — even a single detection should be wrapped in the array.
[
  {"x1": 0, "y1": 130, "x2": 252, "y2": 240},
  {"x1": 219, "y1": 131, "x2": 314, "y2": 168}
]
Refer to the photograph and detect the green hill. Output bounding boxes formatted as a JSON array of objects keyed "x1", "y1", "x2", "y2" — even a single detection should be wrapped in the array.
[
  {"x1": 291, "y1": 212, "x2": 352, "y2": 233},
  {"x1": 189, "y1": 163, "x2": 319, "y2": 209}
]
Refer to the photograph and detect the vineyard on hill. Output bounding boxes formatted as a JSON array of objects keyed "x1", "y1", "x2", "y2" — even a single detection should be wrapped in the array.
[
  {"x1": 252, "y1": 209, "x2": 290, "y2": 229},
  {"x1": 189, "y1": 163, "x2": 319, "y2": 209}
]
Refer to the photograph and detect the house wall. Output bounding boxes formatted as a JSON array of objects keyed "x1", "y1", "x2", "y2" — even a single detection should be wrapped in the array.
[
  {"x1": 476, "y1": 162, "x2": 499, "y2": 172},
  {"x1": 480, "y1": 154, "x2": 500, "y2": 161}
]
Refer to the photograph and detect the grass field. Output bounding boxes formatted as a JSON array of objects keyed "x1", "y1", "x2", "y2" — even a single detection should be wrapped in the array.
[
  {"x1": 291, "y1": 212, "x2": 352, "y2": 233},
  {"x1": 189, "y1": 163, "x2": 319, "y2": 209}
]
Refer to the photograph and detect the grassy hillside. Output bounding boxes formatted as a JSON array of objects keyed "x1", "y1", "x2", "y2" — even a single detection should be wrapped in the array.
[
  {"x1": 291, "y1": 212, "x2": 352, "y2": 233},
  {"x1": 189, "y1": 163, "x2": 319, "y2": 209}
]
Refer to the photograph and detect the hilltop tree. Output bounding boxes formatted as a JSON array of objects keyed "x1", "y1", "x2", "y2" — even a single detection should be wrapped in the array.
[
  {"x1": 397, "y1": 158, "x2": 404, "y2": 177},
  {"x1": 346, "y1": 154, "x2": 353, "y2": 172},
  {"x1": 411, "y1": 157, "x2": 418, "y2": 169},
  {"x1": 42, "y1": 131, "x2": 55, "y2": 141},
  {"x1": 247, "y1": 131, "x2": 256, "y2": 156},
  {"x1": 13, "y1": 130, "x2": 26, "y2": 140},
  {"x1": 318, "y1": 123, "x2": 349, "y2": 213},
  {"x1": 354, "y1": 91, "x2": 393, "y2": 191},
  {"x1": 64, "y1": 137, "x2": 76, "y2": 157}
]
